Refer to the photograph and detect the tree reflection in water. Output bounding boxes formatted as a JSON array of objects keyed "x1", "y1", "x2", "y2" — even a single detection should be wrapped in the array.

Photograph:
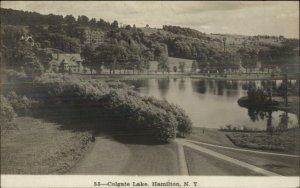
[
  {"x1": 247, "y1": 107, "x2": 290, "y2": 133},
  {"x1": 191, "y1": 80, "x2": 206, "y2": 94},
  {"x1": 157, "y1": 79, "x2": 170, "y2": 97},
  {"x1": 179, "y1": 78, "x2": 185, "y2": 92},
  {"x1": 217, "y1": 80, "x2": 225, "y2": 95},
  {"x1": 278, "y1": 111, "x2": 289, "y2": 131}
]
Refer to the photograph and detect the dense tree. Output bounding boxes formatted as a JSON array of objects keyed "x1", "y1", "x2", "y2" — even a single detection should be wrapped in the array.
[
  {"x1": 238, "y1": 48, "x2": 258, "y2": 73},
  {"x1": 81, "y1": 45, "x2": 97, "y2": 74},
  {"x1": 77, "y1": 15, "x2": 89, "y2": 26},
  {"x1": 111, "y1": 20, "x2": 119, "y2": 30},
  {"x1": 64, "y1": 15, "x2": 76, "y2": 25},
  {"x1": 89, "y1": 18, "x2": 97, "y2": 27},
  {"x1": 179, "y1": 62, "x2": 185, "y2": 73},
  {"x1": 1, "y1": 8, "x2": 299, "y2": 75},
  {"x1": 191, "y1": 61, "x2": 197, "y2": 72},
  {"x1": 47, "y1": 24, "x2": 65, "y2": 34}
]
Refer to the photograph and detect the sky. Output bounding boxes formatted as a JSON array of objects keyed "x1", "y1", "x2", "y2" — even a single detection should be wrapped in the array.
[{"x1": 1, "y1": 1, "x2": 299, "y2": 38}]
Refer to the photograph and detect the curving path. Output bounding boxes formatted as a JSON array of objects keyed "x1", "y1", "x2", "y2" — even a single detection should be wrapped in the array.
[
  {"x1": 176, "y1": 139, "x2": 282, "y2": 176},
  {"x1": 67, "y1": 135, "x2": 298, "y2": 175},
  {"x1": 67, "y1": 134, "x2": 179, "y2": 175}
]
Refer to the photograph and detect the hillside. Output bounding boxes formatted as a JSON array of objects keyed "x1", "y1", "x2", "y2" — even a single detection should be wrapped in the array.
[{"x1": 1, "y1": 8, "x2": 299, "y2": 75}]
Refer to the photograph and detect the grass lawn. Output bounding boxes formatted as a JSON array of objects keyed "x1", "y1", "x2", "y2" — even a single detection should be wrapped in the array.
[
  {"x1": 1, "y1": 117, "x2": 92, "y2": 174},
  {"x1": 193, "y1": 143, "x2": 300, "y2": 176},
  {"x1": 226, "y1": 128, "x2": 300, "y2": 155},
  {"x1": 273, "y1": 96, "x2": 300, "y2": 115},
  {"x1": 184, "y1": 146, "x2": 260, "y2": 176},
  {"x1": 187, "y1": 127, "x2": 236, "y2": 147}
]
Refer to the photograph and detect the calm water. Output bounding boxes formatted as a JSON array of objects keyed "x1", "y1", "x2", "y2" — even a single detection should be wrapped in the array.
[{"x1": 124, "y1": 78, "x2": 299, "y2": 130}]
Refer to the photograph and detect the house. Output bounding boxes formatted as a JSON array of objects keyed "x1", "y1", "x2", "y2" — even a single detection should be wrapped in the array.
[
  {"x1": 20, "y1": 35, "x2": 40, "y2": 48},
  {"x1": 48, "y1": 53, "x2": 83, "y2": 73}
]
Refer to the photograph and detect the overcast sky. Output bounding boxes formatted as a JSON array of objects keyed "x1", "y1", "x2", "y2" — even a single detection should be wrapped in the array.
[{"x1": 2, "y1": 1, "x2": 299, "y2": 38}]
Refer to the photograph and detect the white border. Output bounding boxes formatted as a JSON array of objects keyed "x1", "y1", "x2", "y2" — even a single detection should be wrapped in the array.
[{"x1": 1, "y1": 175, "x2": 299, "y2": 188}]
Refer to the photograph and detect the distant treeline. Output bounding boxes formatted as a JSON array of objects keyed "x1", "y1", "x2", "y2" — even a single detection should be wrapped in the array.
[
  {"x1": 1, "y1": 8, "x2": 299, "y2": 74},
  {"x1": 1, "y1": 8, "x2": 114, "y2": 30}
]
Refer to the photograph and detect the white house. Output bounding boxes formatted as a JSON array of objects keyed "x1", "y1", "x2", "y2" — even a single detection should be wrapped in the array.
[{"x1": 48, "y1": 53, "x2": 84, "y2": 73}]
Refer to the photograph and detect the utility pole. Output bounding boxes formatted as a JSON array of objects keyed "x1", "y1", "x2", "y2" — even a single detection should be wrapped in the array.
[
  {"x1": 223, "y1": 37, "x2": 226, "y2": 52},
  {"x1": 284, "y1": 73, "x2": 288, "y2": 107}
]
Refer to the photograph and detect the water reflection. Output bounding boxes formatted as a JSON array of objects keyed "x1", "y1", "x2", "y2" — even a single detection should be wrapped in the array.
[
  {"x1": 122, "y1": 78, "x2": 299, "y2": 130},
  {"x1": 278, "y1": 111, "x2": 289, "y2": 131},
  {"x1": 225, "y1": 81, "x2": 239, "y2": 98},
  {"x1": 217, "y1": 81, "x2": 225, "y2": 95},
  {"x1": 266, "y1": 111, "x2": 274, "y2": 133},
  {"x1": 178, "y1": 78, "x2": 185, "y2": 92},
  {"x1": 245, "y1": 106, "x2": 294, "y2": 132},
  {"x1": 128, "y1": 79, "x2": 150, "y2": 94},
  {"x1": 157, "y1": 79, "x2": 170, "y2": 97},
  {"x1": 191, "y1": 80, "x2": 206, "y2": 94}
]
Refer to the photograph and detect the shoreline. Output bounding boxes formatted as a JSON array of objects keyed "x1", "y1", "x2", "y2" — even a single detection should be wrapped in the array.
[
  {"x1": 71, "y1": 72, "x2": 299, "y2": 81},
  {"x1": 189, "y1": 127, "x2": 299, "y2": 155}
]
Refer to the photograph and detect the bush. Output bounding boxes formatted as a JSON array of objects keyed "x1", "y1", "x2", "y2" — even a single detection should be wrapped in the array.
[
  {"x1": 142, "y1": 97, "x2": 192, "y2": 137},
  {"x1": 0, "y1": 95, "x2": 16, "y2": 126},
  {"x1": 32, "y1": 74, "x2": 193, "y2": 141},
  {"x1": 24, "y1": 61, "x2": 44, "y2": 78},
  {"x1": 4, "y1": 69, "x2": 28, "y2": 81},
  {"x1": 5, "y1": 91, "x2": 35, "y2": 115}
]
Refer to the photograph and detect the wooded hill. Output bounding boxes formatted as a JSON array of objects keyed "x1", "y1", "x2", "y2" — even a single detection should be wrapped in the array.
[{"x1": 1, "y1": 8, "x2": 299, "y2": 74}]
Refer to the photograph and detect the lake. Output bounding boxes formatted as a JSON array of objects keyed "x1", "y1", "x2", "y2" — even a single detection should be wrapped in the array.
[{"x1": 124, "y1": 78, "x2": 299, "y2": 131}]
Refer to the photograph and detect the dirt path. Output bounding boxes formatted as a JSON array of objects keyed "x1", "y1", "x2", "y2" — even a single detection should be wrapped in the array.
[{"x1": 67, "y1": 136, "x2": 131, "y2": 174}]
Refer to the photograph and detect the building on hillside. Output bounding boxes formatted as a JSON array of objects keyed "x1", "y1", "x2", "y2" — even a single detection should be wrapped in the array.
[
  {"x1": 48, "y1": 53, "x2": 84, "y2": 73},
  {"x1": 20, "y1": 35, "x2": 41, "y2": 48},
  {"x1": 238, "y1": 64, "x2": 247, "y2": 73},
  {"x1": 80, "y1": 28, "x2": 105, "y2": 46}
]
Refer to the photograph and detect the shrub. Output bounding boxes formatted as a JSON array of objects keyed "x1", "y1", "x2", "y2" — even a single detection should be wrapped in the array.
[
  {"x1": 4, "y1": 69, "x2": 28, "y2": 81},
  {"x1": 5, "y1": 91, "x2": 35, "y2": 115},
  {"x1": 31, "y1": 74, "x2": 193, "y2": 141},
  {"x1": 142, "y1": 97, "x2": 192, "y2": 137},
  {"x1": 6, "y1": 91, "x2": 30, "y2": 112},
  {"x1": 0, "y1": 95, "x2": 16, "y2": 126},
  {"x1": 24, "y1": 61, "x2": 44, "y2": 78},
  {"x1": 106, "y1": 90, "x2": 178, "y2": 141}
]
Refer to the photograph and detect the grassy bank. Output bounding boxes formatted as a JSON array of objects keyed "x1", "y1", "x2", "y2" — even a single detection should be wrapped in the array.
[
  {"x1": 226, "y1": 127, "x2": 300, "y2": 155},
  {"x1": 184, "y1": 146, "x2": 261, "y2": 176},
  {"x1": 187, "y1": 127, "x2": 236, "y2": 147},
  {"x1": 1, "y1": 117, "x2": 92, "y2": 174},
  {"x1": 273, "y1": 96, "x2": 300, "y2": 115},
  {"x1": 186, "y1": 126, "x2": 299, "y2": 155},
  {"x1": 191, "y1": 72, "x2": 299, "y2": 80}
]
